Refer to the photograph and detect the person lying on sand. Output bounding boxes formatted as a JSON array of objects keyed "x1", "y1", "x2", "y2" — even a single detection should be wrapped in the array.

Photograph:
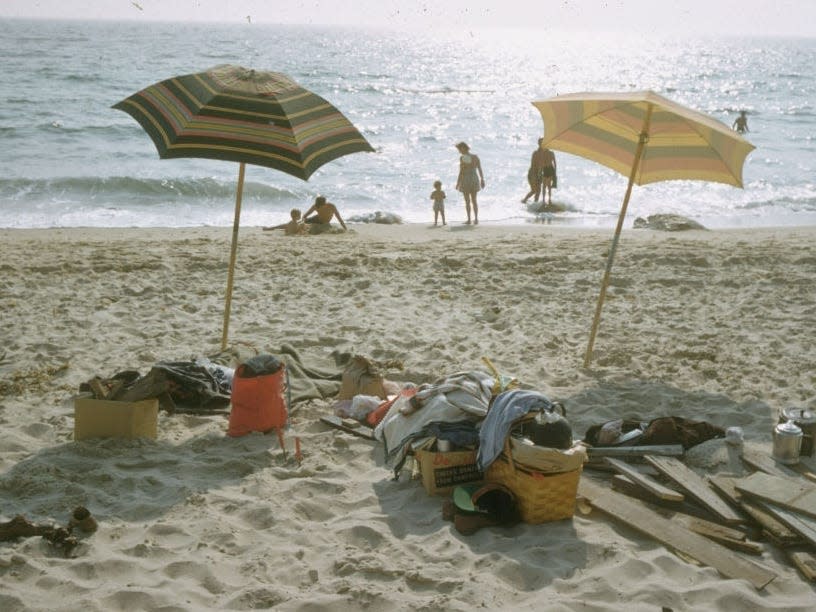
[
  {"x1": 302, "y1": 196, "x2": 348, "y2": 233},
  {"x1": 262, "y1": 208, "x2": 308, "y2": 235}
]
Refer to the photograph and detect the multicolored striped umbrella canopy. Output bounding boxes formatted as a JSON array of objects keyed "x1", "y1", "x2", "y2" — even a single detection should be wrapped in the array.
[
  {"x1": 113, "y1": 64, "x2": 374, "y2": 181},
  {"x1": 533, "y1": 90, "x2": 754, "y2": 187},
  {"x1": 113, "y1": 65, "x2": 374, "y2": 349},
  {"x1": 532, "y1": 91, "x2": 754, "y2": 367}
]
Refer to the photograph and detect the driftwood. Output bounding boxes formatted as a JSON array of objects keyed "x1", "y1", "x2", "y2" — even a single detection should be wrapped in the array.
[
  {"x1": 0, "y1": 515, "x2": 78, "y2": 556},
  {"x1": 320, "y1": 415, "x2": 376, "y2": 440}
]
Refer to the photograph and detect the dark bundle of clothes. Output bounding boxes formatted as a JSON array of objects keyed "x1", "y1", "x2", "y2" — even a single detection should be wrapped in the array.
[
  {"x1": 81, "y1": 359, "x2": 234, "y2": 414},
  {"x1": 584, "y1": 416, "x2": 725, "y2": 450}
]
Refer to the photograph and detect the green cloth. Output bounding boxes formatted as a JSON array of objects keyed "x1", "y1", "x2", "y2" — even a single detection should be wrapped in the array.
[{"x1": 209, "y1": 343, "x2": 357, "y2": 409}]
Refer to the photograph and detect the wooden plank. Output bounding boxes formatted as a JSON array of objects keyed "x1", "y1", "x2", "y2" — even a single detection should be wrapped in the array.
[
  {"x1": 683, "y1": 518, "x2": 763, "y2": 556},
  {"x1": 708, "y1": 475, "x2": 800, "y2": 544},
  {"x1": 319, "y1": 415, "x2": 376, "y2": 440},
  {"x1": 755, "y1": 500, "x2": 816, "y2": 549},
  {"x1": 611, "y1": 475, "x2": 715, "y2": 522},
  {"x1": 587, "y1": 445, "x2": 684, "y2": 459},
  {"x1": 788, "y1": 551, "x2": 816, "y2": 582},
  {"x1": 605, "y1": 457, "x2": 684, "y2": 501},
  {"x1": 578, "y1": 479, "x2": 776, "y2": 590},
  {"x1": 608, "y1": 478, "x2": 762, "y2": 554},
  {"x1": 741, "y1": 448, "x2": 800, "y2": 478},
  {"x1": 684, "y1": 517, "x2": 748, "y2": 542},
  {"x1": 646, "y1": 456, "x2": 745, "y2": 524},
  {"x1": 734, "y1": 472, "x2": 816, "y2": 520},
  {"x1": 585, "y1": 461, "x2": 661, "y2": 476},
  {"x1": 789, "y1": 457, "x2": 816, "y2": 484}
]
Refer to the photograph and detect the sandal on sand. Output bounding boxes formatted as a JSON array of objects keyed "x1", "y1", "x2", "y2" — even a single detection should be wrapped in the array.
[
  {"x1": 447, "y1": 483, "x2": 521, "y2": 535},
  {"x1": 454, "y1": 511, "x2": 500, "y2": 536}
]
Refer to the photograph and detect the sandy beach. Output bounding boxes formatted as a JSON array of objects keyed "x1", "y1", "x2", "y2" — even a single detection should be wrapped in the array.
[{"x1": 1, "y1": 221, "x2": 815, "y2": 610}]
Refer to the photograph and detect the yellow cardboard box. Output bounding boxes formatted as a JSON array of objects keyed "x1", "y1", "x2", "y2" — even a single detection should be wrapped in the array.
[
  {"x1": 415, "y1": 447, "x2": 483, "y2": 496},
  {"x1": 74, "y1": 395, "x2": 159, "y2": 440}
]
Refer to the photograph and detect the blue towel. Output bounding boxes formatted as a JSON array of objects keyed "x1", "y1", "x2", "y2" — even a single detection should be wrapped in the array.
[{"x1": 476, "y1": 389, "x2": 553, "y2": 471}]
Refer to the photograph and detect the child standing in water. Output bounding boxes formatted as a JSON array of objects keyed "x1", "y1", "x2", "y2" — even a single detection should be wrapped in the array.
[{"x1": 430, "y1": 180, "x2": 446, "y2": 226}]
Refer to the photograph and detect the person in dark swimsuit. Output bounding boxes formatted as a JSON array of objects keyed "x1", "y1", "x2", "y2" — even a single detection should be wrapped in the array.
[
  {"x1": 522, "y1": 138, "x2": 546, "y2": 204},
  {"x1": 455, "y1": 141, "x2": 485, "y2": 225},
  {"x1": 733, "y1": 110, "x2": 749, "y2": 134}
]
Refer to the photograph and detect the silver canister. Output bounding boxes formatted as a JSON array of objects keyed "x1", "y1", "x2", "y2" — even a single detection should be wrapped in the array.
[
  {"x1": 781, "y1": 407, "x2": 816, "y2": 456},
  {"x1": 773, "y1": 419, "x2": 803, "y2": 465}
]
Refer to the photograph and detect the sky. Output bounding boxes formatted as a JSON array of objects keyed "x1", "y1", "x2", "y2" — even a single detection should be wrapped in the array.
[{"x1": 1, "y1": 0, "x2": 815, "y2": 37}]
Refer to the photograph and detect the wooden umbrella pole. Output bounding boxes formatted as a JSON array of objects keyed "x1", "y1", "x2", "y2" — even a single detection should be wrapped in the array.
[
  {"x1": 221, "y1": 162, "x2": 246, "y2": 350},
  {"x1": 583, "y1": 106, "x2": 653, "y2": 368}
]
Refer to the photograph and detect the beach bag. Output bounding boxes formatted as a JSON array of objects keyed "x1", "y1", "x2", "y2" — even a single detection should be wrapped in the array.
[
  {"x1": 228, "y1": 361, "x2": 287, "y2": 437},
  {"x1": 337, "y1": 355, "x2": 388, "y2": 400}
]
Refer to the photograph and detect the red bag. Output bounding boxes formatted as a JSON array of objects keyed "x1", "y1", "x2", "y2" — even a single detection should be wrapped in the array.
[{"x1": 228, "y1": 364, "x2": 287, "y2": 437}]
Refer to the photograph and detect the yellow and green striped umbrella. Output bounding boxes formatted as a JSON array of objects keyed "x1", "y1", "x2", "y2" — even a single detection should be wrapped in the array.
[
  {"x1": 533, "y1": 90, "x2": 753, "y2": 187},
  {"x1": 113, "y1": 65, "x2": 374, "y2": 348},
  {"x1": 113, "y1": 64, "x2": 373, "y2": 181},
  {"x1": 532, "y1": 91, "x2": 754, "y2": 367}
]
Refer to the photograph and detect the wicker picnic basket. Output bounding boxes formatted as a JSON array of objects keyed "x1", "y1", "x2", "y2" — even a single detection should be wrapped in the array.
[{"x1": 485, "y1": 438, "x2": 586, "y2": 523}]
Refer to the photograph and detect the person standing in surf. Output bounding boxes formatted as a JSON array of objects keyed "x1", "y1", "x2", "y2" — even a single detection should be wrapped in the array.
[
  {"x1": 733, "y1": 110, "x2": 749, "y2": 134},
  {"x1": 522, "y1": 138, "x2": 546, "y2": 205},
  {"x1": 455, "y1": 142, "x2": 485, "y2": 225},
  {"x1": 539, "y1": 145, "x2": 557, "y2": 206}
]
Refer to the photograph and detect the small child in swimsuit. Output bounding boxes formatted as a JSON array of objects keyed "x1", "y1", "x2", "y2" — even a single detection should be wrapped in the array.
[
  {"x1": 263, "y1": 208, "x2": 307, "y2": 235},
  {"x1": 430, "y1": 180, "x2": 446, "y2": 226}
]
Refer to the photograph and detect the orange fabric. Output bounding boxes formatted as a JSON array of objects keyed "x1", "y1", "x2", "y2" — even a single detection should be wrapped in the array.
[
  {"x1": 228, "y1": 364, "x2": 287, "y2": 437},
  {"x1": 366, "y1": 386, "x2": 417, "y2": 427}
]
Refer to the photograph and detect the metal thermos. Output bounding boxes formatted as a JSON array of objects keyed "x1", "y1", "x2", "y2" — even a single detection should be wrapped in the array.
[
  {"x1": 780, "y1": 407, "x2": 816, "y2": 456},
  {"x1": 772, "y1": 419, "x2": 803, "y2": 465}
]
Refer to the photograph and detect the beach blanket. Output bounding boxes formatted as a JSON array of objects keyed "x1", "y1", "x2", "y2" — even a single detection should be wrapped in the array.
[
  {"x1": 375, "y1": 370, "x2": 494, "y2": 476},
  {"x1": 208, "y1": 343, "x2": 354, "y2": 405}
]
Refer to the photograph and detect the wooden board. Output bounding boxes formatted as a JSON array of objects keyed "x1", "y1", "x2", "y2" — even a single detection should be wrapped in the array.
[
  {"x1": 585, "y1": 461, "x2": 661, "y2": 476},
  {"x1": 605, "y1": 457, "x2": 684, "y2": 501},
  {"x1": 586, "y1": 445, "x2": 683, "y2": 458},
  {"x1": 789, "y1": 458, "x2": 816, "y2": 484},
  {"x1": 683, "y1": 518, "x2": 762, "y2": 556},
  {"x1": 608, "y1": 476, "x2": 758, "y2": 553},
  {"x1": 646, "y1": 456, "x2": 745, "y2": 524},
  {"x1": 734, "y1": 472, "x2": 816, "y2": 520},
  {"x1": 612, "y1": 475, "x2": 718, "y2": 522},
  {"x1": 319, "y1": 415, "x2": 376, "y2": 440},
  {"x1": 708, "y1": 475, "x2": 800, "y2": 544},
  {"x1": 755, "y1": 500, "x2": 816, "y2": 549},
  {"x1": 578, "y1": 479, "x2": 776, "y2": 590},
  {"x1": 788, "y1": 551, "x2": 816, "y2": 582},
  {"x1": 741, "y1": 448, "x2": 800, "y2": 478}
]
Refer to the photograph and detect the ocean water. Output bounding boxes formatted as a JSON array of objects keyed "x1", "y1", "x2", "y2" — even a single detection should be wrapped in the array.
[{"x1": 1, "y1": 18, "x2": 814, "y2": 229}]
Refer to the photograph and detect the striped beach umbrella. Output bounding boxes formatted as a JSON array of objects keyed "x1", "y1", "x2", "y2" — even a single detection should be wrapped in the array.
[
  {"x1": 114, "y1": 64, "x2": 374, "y2": 348},
  {"x1": 532, "y1": 90, "x2": 754, "y2": 367}
]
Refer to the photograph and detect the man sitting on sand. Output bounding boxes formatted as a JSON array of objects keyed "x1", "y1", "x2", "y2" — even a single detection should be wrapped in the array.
[{"x1": 302, "y1": 196, "x2": 347, "y2": 233}]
